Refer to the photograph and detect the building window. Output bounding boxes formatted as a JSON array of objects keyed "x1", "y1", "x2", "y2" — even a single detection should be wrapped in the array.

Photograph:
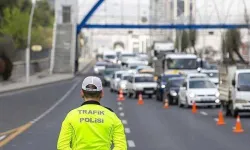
[
  {"x1": 62, "y1": 6, "x2": 71, "y2": 23},
  {"x1": 177, "y1": 0, "x2": 184, "y2": 16},
  {"x1": 208, "y1": 31, "x2": 214, "y2": 35}
]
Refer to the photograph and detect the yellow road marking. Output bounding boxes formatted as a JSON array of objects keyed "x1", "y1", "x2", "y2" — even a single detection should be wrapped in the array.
[{"x1": 0, "y1": 122, "x2": 32, "y2": 148}]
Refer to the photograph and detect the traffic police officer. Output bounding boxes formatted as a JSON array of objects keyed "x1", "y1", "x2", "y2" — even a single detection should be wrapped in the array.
[{"x1": 57, "y1": 76, "x2": 127, "y2": 150}]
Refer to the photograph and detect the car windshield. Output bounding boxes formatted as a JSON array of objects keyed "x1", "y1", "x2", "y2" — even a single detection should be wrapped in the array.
[
  {"x1": 106, "y1": 65, "x2": 121, "y2": 69},
  {"x1": 169, "y1": 79, "x2": 184, "y2": 87},
  {"x1": 104, "y1": 71, "x2": 113, "y2": 76},
  {"x1": 206, "y1": 64, "x2": 218, "y2": 70},
  {"x1": 162, "y1": 75, "x2": 182, "y2": 82},
  {"x1": 189, "y1": 80, "x2": 216, "y2": 89},
  {"x1": 117, "y1": 73, "x2": 122, "y2": 79},
  {"x1": 238, "y1": 73, "x2": 250, "y2": 91},
  {"x1": 130, "y1": 65, "x2": 138, "y2": 69},
  {"x1": 104, "y1": 55, "x2": 116, "y2": 59},
  {"x1": 135, "y1": 76, "x2": 154, "y2": 83},
  {"x1": 204, "y1": 72, "x2": 218, "y2": 78},
  {"x1": 122, "y1": 76, "x2": 129, "y2": 80},
  {"x1": 104, "y1": 70, "x2": 116, "y2": 75},
  {"x1": 166, "y1": 58, "x2": 197, "y2": 69}
]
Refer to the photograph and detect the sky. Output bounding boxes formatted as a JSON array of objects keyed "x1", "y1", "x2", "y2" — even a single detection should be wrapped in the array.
[
  {"x1": 195, "y1": 0, "x2": 250, "y2": 24},
  {"x1": 77, "y1": 0, "x2": 150, "y2": 24},
  {"x1": 77, "y1": 0, "x2": 250, "y2": 25}
]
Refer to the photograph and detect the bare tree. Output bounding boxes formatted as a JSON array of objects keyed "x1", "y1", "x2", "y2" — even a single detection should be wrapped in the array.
[
  {"x1": 189, "y1": 29, "x2": 198, "y2": 55},
  {"x1": 222, "y1": 29, "x2": 247, "y2": 64},
  {"x1": 175, "y1": 30, "x2": 189, "y2": 52}
]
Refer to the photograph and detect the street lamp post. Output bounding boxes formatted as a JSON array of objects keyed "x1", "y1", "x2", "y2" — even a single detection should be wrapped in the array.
[{"x1": 26, "y1": 0, "x2": 36, "y2": 83}]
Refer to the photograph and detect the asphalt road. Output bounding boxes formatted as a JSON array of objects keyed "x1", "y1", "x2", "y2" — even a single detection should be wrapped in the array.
[{"x1": 1, "y1": 69, "x2": 250, "y2": 150}]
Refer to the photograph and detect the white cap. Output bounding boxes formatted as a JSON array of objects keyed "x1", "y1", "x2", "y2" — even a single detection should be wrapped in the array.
[{"x1": 82, "y1": 76, "x2": 103, "y2": 91}]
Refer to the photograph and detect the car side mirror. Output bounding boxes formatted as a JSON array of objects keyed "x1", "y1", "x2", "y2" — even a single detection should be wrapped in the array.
[{"x1": 232, "y1": 80, "x2": 236, "y2": 87}]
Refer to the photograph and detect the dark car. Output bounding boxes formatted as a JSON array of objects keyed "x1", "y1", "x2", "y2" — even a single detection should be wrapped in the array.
[
  {"x1": 101, "y1": 68, "x2": 120, "y2": 86},
  {"x1": 164, "y1": 77, "x2": 184, "y2": 105},
  {"x1": 156, "y1": 74, "x2": 183, "y2": 101}
]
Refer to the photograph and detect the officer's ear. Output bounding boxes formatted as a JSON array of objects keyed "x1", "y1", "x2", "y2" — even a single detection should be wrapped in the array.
[
  {"x1": 100, "y1": 90, "x2": 104, "y2": 98},
  {"x1": 80, "y1": 90, "x2": 84, "y2": 98}
]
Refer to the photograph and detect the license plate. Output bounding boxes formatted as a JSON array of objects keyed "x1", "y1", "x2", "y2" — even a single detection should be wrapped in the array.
[
  {"x1": 201, "y1": 98, "x2": 213, "y2": 101},
  {"x1": 145, "y1": 90, "x2": 153, "y2": 94}
]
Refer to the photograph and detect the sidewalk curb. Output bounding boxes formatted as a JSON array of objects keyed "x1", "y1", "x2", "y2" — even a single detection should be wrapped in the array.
[{"x1": 0, "y1": 59, "x2": 94, "y2": 94}]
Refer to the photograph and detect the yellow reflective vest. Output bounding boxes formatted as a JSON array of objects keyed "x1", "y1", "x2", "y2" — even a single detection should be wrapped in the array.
[{"x1": 57, "y1": 100, "x2": 127, "y2": 150}]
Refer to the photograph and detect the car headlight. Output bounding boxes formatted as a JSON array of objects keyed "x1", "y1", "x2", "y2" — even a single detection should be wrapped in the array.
[
  {"x1": 105, "y1": 77, "x2": 111, "y2": 81},
  {"x1": 120, "y1": 83, "x2": 126, "y2": 88},
  {"x1": 161, "y1": 85, "x2": 165, "y2": 88},
  {"x1": 215, "y1": 92, "x2": 220, "y2": 97},
  {"x1": 170, "y1": 90, "x2": 177, "y2": 96},
  {"x1": 188, "y1": 93, "x2": 195, "y2": 98},
  {"x1": 215, "y1": 99, "x2": 220, "y2": 103}
]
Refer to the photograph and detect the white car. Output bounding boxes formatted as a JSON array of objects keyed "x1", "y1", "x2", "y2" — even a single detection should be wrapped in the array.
[
  {"x1": 201, "y1": 70, "x2": 219, "y2": 85},
  {"x1": 117, "y1": 73, "x2": 133, "y2": 94},
  {"x1": 126, "y1": 74, "x2": 157, "y2": 98},
  {"x1": 110, "y1": 70, "x2": 128, "y2": 92},
  {"x1": 178, "y1": 78, "x2": 220, "y2": 107},
  {"x1": 93, "y1": 61, "x2": 108, "y2": 74}
]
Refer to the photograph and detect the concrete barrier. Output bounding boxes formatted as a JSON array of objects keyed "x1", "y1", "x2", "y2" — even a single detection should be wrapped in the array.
[{"x1": 11, "y1": 58, "x2": 50, "y2": 81}]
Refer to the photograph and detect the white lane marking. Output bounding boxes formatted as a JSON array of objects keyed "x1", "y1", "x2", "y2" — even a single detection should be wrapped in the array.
[
  {"x1": 122, "y1": 120, "x2": 127, "y2": 125},
  {"x1": 125, "y1": 128, "x2": 131, "y2": 133},
  {"x1": 117, "y1": 102, "x2": 122, "y2": 105},
  {"x1": 127, "y1": 140, "x2": 136, "y2": 147},
  {"x1": 118, "y1": 107, "x2": 123, "y2": 111},
  {"x1": 214, "y1": 118, "x2": 218, "y2": 122},
  {"x1": 200, "y1": 111, "x2": 208, "y2": 116},
  {"x1": 31, "y1": 80, "x2": 80, "y2": 124},
  {"x1": 119, "y1": 112, "x2": 125, "y2": 117},
  {"x1": 0, "y1": 135, "x2": 6, "y2": 141}
]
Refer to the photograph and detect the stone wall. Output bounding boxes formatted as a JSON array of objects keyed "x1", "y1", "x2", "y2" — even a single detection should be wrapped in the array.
[{"x1": 11, "y1": 58, "x2": 50, "y2": 80}]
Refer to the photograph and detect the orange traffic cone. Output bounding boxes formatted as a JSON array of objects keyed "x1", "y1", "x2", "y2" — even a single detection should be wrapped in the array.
[
  {"x1": 233, "y1": 115, "x2": 244, "y2": 133},
  {"x1": 217, "y1": 110, "x2": 225, "y2": 125},
  {"x1": 192, "y1": 102, "x2": 197, "y2": 114},
  {"x1": 117, "y1": 89, "x2": 125, "y2": 101},
  {"x1": 163, "y1": 99, "x2": 169, "y2": 109},
  {"x1": 137, "y1": 93, "x2": 144, "y2": 105}
]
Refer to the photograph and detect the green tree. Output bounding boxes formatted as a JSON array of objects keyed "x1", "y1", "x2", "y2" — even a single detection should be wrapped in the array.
[
  {"x1": 0, "y1": 7, "x2": 29, "y2": 49},
  {"x1": 175, "y1": 30, "x2": 189, "y2": 52},
  {"x1": 33, "y1": 0, "x2": 54, "y2": 27},
  {"x1": 31, "y1": 25, "x2": 53, "y2": 48},
  {"x1": 0, "y1": 0, "x2": 18, "y2": 15}
]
